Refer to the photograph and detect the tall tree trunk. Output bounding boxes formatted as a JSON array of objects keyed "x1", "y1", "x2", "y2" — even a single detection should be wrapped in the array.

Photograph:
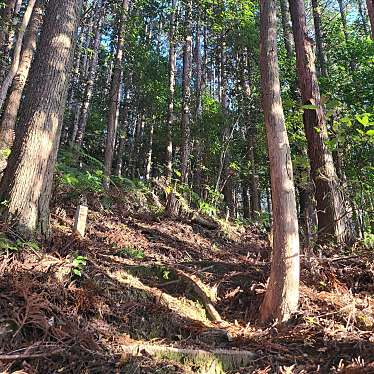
[
  {"x1": 115, "y1": 84, "x2": 131, "y2": 177},
  {"x1": 259, "y1": 0, "x2": 300, "y2": 323},
  {"x1": 165, "y1": 0, "x2": 177, "y2": 182},
  {"x1": 289, "y1": 0, "x2": 354, "y2": 244},
  {"x1": 311, "y1": 0, "x2": 327, "y2": 76},
  {"x1": 337, "y1": 0, "x2": 349, "y2": 43},
  {"x1": 279, "y1": 0, "x2": 293, "y2": 58},
  {"x1": 0, "y1": 0, "x2": 45, "y2": 173},
  {"x1": 0, "y1": 0, "x2": 17, "y2": 69},
  {"x1": 357, "y1": 0, "x2": 369, "y2": 34},
  {"x1": 103, "y1": 0, "x2": 129, "y2": 189},
  {"x1": 0, "y1": 0, "x2": 37, "y2": 110},
  {"x1": 367, "y1": 0, "x2": 374, "y2": 39},
  {"x1": 0, "y1": 0, "x2": 82, "y2": 239},
  {"x1": 180, "y1": 0, "x2": 192, "y2": 184},
  {"x1": 145, "y1": 120, "x2": 154, "y2": 181},
  {"x1": 74, "y1": 0, "x2": 104, "y2": 147}
]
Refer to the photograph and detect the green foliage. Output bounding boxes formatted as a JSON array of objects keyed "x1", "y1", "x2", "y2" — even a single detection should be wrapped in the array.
[
  {"x1": 116, "y1": 246, "x2": 145, "y2": 260},
  {"x1": 0, "y1": 234, "x2": 40, "y2": 253},
  {"x1": 71, "y1": 255, "x2": 87, "y2": 277}
]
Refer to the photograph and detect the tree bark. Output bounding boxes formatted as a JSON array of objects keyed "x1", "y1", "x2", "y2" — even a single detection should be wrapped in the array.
[
  {"x1": 74, "y1": 0, "x2": 104, "y2": 147},
  {"x1": 103, "y1": 0, "x2": 129, "y2": 189},
  {"x1": 0, "y1": 0, "x2": 45, "y2": 173},
  {"x1": 311, "y1": 0, "x2": 327, "y2": 76},
  {"x1": 165, "y1": 0, "x2": 177, "y2": 182},
  {"x1": 0, "y1": 0, "x2": 17, "y2": 66},
  {"x1": 279, "y1": 0, "x2": 293, "y2": 58},
  {"x1": 288, "y1": 0, "x2": 353, "y2": 244},
  {"x1": 367, "y1": 0, "x2": 374, "y2": 39},
  {"x1": 180, "y1": 0, "x2": 192, "y2": 184},
  {"x1": 0, "y1": 0, "x2": 37, "y2": 110},
  {"x1": 337, "y1": 0, "x2": 349, "y2": 43},
  {"x1": 259, "y1": 0, "x2": 300, "y2": 323},
  {"x1": 0, "y1": 0, "x2": 82, "y2": 239},
  {"x1": 357, "y1": 0, "x2": 369, "y2": 34}
]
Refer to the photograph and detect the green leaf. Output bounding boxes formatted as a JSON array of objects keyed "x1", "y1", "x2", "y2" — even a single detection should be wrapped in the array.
[{"x1": 302, "y1": 104, "x2": 318, "y2": 110}]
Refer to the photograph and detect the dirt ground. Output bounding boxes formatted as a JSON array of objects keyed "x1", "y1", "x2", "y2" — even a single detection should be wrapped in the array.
[{"x1": 0, "y1": 192, "x2": 373, "y2": 373}]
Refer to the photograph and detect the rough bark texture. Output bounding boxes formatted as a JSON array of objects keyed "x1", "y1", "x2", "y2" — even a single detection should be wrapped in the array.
[
  {"x1": 165, "y1": 0, "x2": 177, "y2": 182},
  {"x1": 0, "y1": 0, "x2": 37, "y2": 110},
  {"x1": 103, "y1": 0, "x2": 129, "y2": 189},
  {"x1": 289, "y1": 0, "x2": 353, "y2": 244},
  {"x1": 367, "y1": 0, "x2": 374, "y2": 39},
  {"x1": 311, "y1": 0, "x2": 327, "y2": 76},
  {"x1": 279, "y1": 0, "x2": 293, "y2": 58},
  {"x1": 259, "y1": 0, "x2": 300, "y2": 323},
  {"x1": 0, "y1": 0, "x2": 82, "y2": 239},
  {"x1": 180, "y1": 0, "x2": 192, "y2": 184},
  {"x1": 0, "y1": 0, "x2": 45, "y2": 173}
]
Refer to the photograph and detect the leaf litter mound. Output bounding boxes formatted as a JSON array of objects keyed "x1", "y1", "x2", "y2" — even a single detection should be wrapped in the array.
[{"x1": 0, "y1": 190, "x2": 373, "y2": 373}]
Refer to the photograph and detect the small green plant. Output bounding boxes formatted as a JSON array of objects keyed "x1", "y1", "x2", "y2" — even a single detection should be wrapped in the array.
[
  {"x1": 363, "y1": 233, "x2": 374, "y2": 249},
  {"x1": 71, "y1": 255, "x2": 87, "y2": 277},
  {"x1": 0, "y1": 235, "x2": 40, "y2": 253},
  {"x1": 116, "y1": 246, "x2": 145, "y2": 260}
]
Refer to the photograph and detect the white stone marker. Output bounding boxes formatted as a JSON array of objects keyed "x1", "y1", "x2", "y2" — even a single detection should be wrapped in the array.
[{"x1": 73, "y1": 205, "x2": 88, "y2": 237}]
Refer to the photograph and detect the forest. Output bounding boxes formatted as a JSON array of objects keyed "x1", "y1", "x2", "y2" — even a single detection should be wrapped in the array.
[{"x1": 0, "y1": 0, "x2": 373, "y2": 372}]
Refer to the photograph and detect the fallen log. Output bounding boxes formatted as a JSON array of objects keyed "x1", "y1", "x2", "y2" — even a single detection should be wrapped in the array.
[{"x1": 122, "y1": 344, "x2": 256, "y2": 374}]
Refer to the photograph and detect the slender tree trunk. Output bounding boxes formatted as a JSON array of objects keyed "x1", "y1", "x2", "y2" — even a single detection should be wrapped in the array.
[
  {"x1": 337, "y1": 0, "x2": 349, "y2": 43},
  {"x1": 289, "y1": 0, "x2": 354, "y2": 244},
  {"x1": 180, "y1": 0, "x2": 192, "y2": 184},
  {"x1": 165, "y1": 0, "x2": 177, "y2": 182},
  {"x1": 357, "y1": 0, "x2": 369, "y2": 34},
  {"x1": 0, "y1": 0, "x2": 82, "y2": 239},
  {"x1": 279, "y1": 0, "x2": 293, "y2": 58},
  {"x1": 115, "y1": 85, "x2": 131, "y2": 176},
  {"x1": 145, "y1": 120, "x2": 154, "y2": 181},
  {"x1": 311, "y1": 0, "x2": 327, "y2": 76},
  {"x1": 103, "y1": 0, "x2": 129, "y2": 189},
  {"x1": 0, "y1": 0, "x2": 37, "y2": 110},
  {"x1": 259, "y1": 0, "x2": 300, "y2": 323},
  {"x1": 0, "y1": 0, "x2": 45, "y2": 173},
  {"x1": 74, "y1": 0, "x2": 104, "y2": 147},
  {"x1": 0, "y1": 0, "x2": 17, "y2": 68},
  {"x1": 367, "y1": 0, "x2": 374, "y2": 39}
]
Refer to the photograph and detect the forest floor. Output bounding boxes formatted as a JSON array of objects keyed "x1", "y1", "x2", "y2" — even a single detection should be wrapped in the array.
[{"x1": 0, "y1": 188, "x2": 374, "y2": 373}]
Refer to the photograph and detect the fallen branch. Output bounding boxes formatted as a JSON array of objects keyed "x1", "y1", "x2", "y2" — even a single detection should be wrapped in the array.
[{"x1": 0, "y1": 349, "x2": 64, "y2": 361}]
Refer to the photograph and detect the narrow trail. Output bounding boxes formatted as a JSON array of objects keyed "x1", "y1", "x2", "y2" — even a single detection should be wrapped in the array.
[{"x1": 0, "y1": 196, "x2": 373, "y2": 373}]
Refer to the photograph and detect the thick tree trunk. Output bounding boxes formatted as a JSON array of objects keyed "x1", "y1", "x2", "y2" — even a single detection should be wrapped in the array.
[
  {"x1": 279, "y1": 0, "x2": 293, "y2": 58},
  {"x1": 180, "y1": 0, "x2": 192, "y2": 184},
  {"x1": 259, "y1": 0, "x2": 300, "y2": 323},
  {"x1": 74, "y1": 0, "x2": 104, "y2": 147},
  {"x1": 103, "y1": 0, "x2": 129, "y2": 189},
  {"x1": 367, "y1": 0, "x2": 374, "y2": 39},
  {"x1": 0, "y1": 0, "x2": 82, "y2": 239},
  {"x1": 165, "y1": 0, "x2": 177, "y2": 182},
  {"x1": 0, "y1": 0, "x2": 44, "y2": 173},
  {"x1": 0, "y1": 0, "x2": 37, "y2": 110},
  {"x1": 288, "y1": 0, "x2": 353, "y2": 244},
  {"x1": 311, "y1": 0, "x2": 327, "y2": 76}
]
